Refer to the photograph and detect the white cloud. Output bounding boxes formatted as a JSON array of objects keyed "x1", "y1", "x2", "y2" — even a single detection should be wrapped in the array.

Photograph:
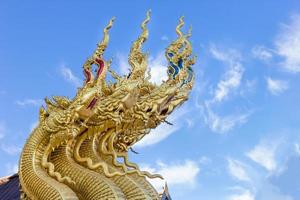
[
  {"x1": 199, "y1": 156, "x2": 211, "y2": 165},
  {"x1": 252, "y1": 45, "x2": 274, "y2": 61},
  {"x1": 209, "y1": 45, "x2": 244, "y2": 103},
  {"x1": 203, "y1": 103, "x2": 251, "y2": 134},
  {"x1": 253, "y1": 15, "x2": 300, "y2": 74},
  {"x1": 0, "y1": 122, "x2": 22, "y2": 157},
  {"x1": 225, "y1": 137, "x2": 297, "y2": 200},
  {"x1": 5, "y1": 163, "x2": 18, "y2": 175},
  {"x1": 148, "y1": 52, "x2": 168, "y2": 85},
  {"x1": 134, "y1": 123, "x2": 179, "y2": 148},
  {"x1": 161, "y1": 35, "x2": 169, "y2": 41},
  {"x1": 214, "y1": 64, "x2": 244, "y2": 102},
  {"x1": 134, "y1": 106, "x2": 188, "y2": 147},
  {"x1": 240, "y1": 79, "x2": 257, "y2": 97},
  {"x1": 1, "y1": 143, "x2": 21, "y2": 155},
  {"x1": 15, "y1": 99, "x2": 43, "y2": 107},
  {"x1": 198, "y1": 45, "x2": 251, "y2": 134},
  {"x1": 228, "y1": 189, "x2": 255, "y2": 200},
  {"x1": 141, "y1": 160, "x2": 200, "y2": 191},
  {"x1": 258, "y1": 182, "x2": 294, "y2": 200},
  {"x1": 266, "y1": 77, "x2": 289, "y2": 95},
  {"x1": 116, "y1": 53, "x2": 130, "y2": 75},
  {"x1": 227, "y1": 158, "x2": 251, "y2": 182},
  {"x1": 295, "y1": 143, "x2": 300, "y2": 156},
  {"x1": 60, "y1": 65, "x2": 81, "y2": 87},
  {"x1": 116, "y1": 52, "x2": 168, "y2": 85},
  {"x1": 185, "y1": 118, "x2": 194, "y2": 128},
  {"x1": 246, "y1": 140, "x2": 279, "y2": 172},
  {"x1": 0, "y1": 121, "x2": 5, "y2": 139},
  {"x1": 210, "y1": 45, "x2": 241, "y2": 62},
  {"x1": 275, "y1": 14, "x2": 300, "y2": 73}
]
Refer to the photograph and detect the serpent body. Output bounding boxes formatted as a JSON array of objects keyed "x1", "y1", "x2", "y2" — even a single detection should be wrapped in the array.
[{"x1": 19, "y1": 11, "x2": 195, "y2": 199}]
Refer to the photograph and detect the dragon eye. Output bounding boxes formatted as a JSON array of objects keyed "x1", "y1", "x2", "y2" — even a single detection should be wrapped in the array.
[
  {"x1": 168, "y1": 52, "x2": 174, "y2": 57},
  {"x1": 168, "y1": 67, "x2": 174, "y2": 75}
]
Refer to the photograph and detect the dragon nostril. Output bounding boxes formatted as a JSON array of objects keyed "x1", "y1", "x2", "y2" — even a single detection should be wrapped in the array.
[{"x1": 160, "y1": 108, "x2": 169, "y2": 115}]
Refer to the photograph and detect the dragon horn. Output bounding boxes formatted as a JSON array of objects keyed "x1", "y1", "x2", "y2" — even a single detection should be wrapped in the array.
[
  {"x1": 165, "y1": 16, "x2": 186, "y2": 58},
  {"x1": 82, "y1": 17, "x2": 115, "y2": 85},
  {"x1": 176, "y1": 16, "x2": 185, "y2": 37},
  {"x1": 165, "y1": 17, "x2": 195, "y2": 85},
  {"x1": 128, "y1": 10, "x2": 151, "y2": 80},
  {"x1": 94, "y1": 17, "x2": 115, "y2": 58},
  {"x1": 181, "y1": 25, "x2": 193, "y2": 66},
  {"x1": 186, "y1": 25, "x2": 192, "y2": 39}
]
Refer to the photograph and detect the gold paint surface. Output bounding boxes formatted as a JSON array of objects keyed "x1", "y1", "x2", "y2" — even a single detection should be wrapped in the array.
[{"x1": 19, "y1": 11, "x2": 196, "y2": 200}]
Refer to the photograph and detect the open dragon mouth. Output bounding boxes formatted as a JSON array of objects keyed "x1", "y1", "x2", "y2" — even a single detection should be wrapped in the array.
[{"x1": 19, "y1": 10, "x2": 196, "y2": 200}]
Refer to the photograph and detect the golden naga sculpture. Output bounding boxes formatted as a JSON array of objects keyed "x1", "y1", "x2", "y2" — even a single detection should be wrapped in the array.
[{"x1": 19, "y1": 11, "x2": 196, "y2": 200}]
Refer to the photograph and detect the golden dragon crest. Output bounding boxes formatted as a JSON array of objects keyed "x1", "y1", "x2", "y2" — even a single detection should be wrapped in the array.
[{"x1": 19, "y1": 11, "x2": 196, "y2": 200}]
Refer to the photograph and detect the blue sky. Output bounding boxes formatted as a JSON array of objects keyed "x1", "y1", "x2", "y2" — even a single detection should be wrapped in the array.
[{"x1": 1, "y1": 1, "x2": 300, "y2": 199}]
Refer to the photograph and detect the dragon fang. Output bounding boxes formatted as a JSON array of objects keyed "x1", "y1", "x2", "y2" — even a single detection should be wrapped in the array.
[{"x1": 19, "y1": 10, "x2": 196, "y2": 200}]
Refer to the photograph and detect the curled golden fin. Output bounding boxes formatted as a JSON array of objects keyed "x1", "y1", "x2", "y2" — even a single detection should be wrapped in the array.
[
  {"x1": 118, "y1": 152, "x2": 163, "y2": 180},
  {"x1": 73, "y1": 129, "x2": 125, "y2": 177},
  {"x1": 128, "y1": 10, "x2": 151, "y2": 80},
  {"x1": 140, "y1": 10, "x2": 151, "y2": 43},
  {"x1": 176, "y1": 16, "x2": 185, "y2": 37},
  {"x1": 83, "y1": 17, "x2": 115, "y2": 85},
  {"x1": 94, "y1": 17, "x2": 115, "y2": 58},
  {"x1": 186, "y1": 25, "x2": 192, "y2": 39},
  {"x1": 42, "y1": 145, "x2": 75, "y2": 185},
  {"x1": 165, "y1": 16, "x2": 196, "y2": 85}
]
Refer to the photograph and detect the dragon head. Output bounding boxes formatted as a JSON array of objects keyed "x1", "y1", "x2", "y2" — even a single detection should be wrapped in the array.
[
  {"x1": 85, "y1": 12, "x2": 195, "y2": 152},
  {"x1": 42, "y1": 10, "x2": 195, "y2": 180}
]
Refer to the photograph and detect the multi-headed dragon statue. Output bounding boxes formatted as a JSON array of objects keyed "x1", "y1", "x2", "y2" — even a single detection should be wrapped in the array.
[{"x1": 19, "y1": 11, "x2": 196, "y2": 200}]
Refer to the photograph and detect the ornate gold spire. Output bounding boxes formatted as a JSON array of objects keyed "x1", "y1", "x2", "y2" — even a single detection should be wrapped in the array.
[
  {"x1": 128, "y1": 10, "x2": 151, "y2": 80},
  {"x1": 95, "y1": 17, "x2": 115, "y2": 58},
  {"x1": 165, "y1": 16, "x2": 195, "y2": 87},
  {"x1": 83, "y1": 17, "x2": 115, "y2": 85}
]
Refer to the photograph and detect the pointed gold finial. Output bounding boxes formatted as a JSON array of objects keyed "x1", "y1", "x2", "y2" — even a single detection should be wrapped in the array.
[
  {"x1": 141, "y1": 10, "x2": 151, "y2": 41},
  {"x1": 94, "y1": 17, "x2": 115, "y2": 58},
  {"x1": 128, "y1": 10, "x2": 151, "y2": 80},
  {"x1": 165, "y1": 17, "x2": 195, "y2": 85},
  {"x1": 166, "y1": 16, "x2": 186, "y2": 56},
  {"x1": 83, "y1": 17, "x2": 115, "y2": 85},
  {"x1": 176, "y1": 16, "x2": 185, "y2": 37}
]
